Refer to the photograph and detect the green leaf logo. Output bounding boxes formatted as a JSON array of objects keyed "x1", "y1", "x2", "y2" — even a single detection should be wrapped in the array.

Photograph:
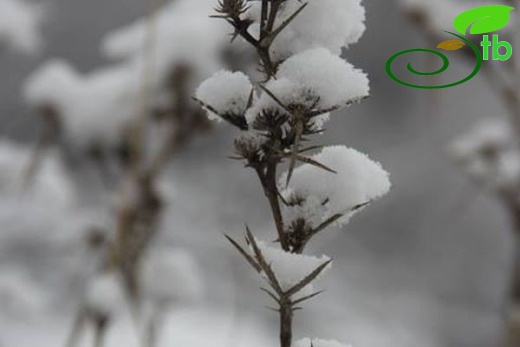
[{"x1": 453, "y1": 5, "x2": 515, "y2": 35}]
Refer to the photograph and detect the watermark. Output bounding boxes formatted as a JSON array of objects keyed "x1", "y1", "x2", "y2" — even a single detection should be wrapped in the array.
[{"x1": 386, "y1": 5, "x2": 515, "y2": 89}]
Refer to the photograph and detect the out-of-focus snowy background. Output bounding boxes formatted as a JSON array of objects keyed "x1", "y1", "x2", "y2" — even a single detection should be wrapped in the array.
[{"x1": 0, "y1": 0, "x2": 514, "y2": 347}]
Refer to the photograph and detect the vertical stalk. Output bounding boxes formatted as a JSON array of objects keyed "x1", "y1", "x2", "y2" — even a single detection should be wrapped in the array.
[
  {"x1": 279, "y1": 296, "x2": 294, "y2": 347},
  {"x1": 264, "y1": 162, "x2": 288, "y2": 251}
]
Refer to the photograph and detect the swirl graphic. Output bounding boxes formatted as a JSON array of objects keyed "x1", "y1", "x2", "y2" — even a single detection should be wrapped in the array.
[{"x1": 385, "y1": 31, "x2": 483, "y2": 89}]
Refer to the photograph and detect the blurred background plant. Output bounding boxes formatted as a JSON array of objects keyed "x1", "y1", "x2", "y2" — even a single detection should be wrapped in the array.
[{"x1": 2, "y1": 0, "x2": 244, "y2": 346}]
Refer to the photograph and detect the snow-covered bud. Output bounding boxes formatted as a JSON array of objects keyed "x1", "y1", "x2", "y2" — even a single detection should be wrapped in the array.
[
  {"x1": 280, "y1": 146, "x2": 391, "y2": 229},
  {"x1": 252, "y1": 241, "x2": 332, "y2": 299},
  {"x1": 195, "y1": 70, "x2": 253, "y2": 129}
]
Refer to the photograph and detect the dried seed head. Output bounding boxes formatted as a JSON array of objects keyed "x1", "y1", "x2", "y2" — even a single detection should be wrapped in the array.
[
  {"x1": 215, "y1": 0, "x2": 250, "y2": 18},
  {"x1": 234, "y1": 131, "x2": 266, "y2": 162}
]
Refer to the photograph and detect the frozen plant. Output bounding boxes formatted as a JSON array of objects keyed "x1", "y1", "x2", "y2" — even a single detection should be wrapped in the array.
[{"x1": 196, "y1": 1, "x2": 390, "y2": 346}]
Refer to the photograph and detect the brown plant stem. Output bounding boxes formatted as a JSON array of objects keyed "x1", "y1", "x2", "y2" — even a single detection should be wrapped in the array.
[
  {"x1": 261, "y1": 161, "x2": 289, "y2": 251},
  {"x1": 279, "y1": 296, "x2": 294, "y2": 347}
]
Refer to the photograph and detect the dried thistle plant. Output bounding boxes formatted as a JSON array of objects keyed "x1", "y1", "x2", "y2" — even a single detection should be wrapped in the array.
[{"x1": 196, "y1": 1, "x2": 391, "y2": 347}]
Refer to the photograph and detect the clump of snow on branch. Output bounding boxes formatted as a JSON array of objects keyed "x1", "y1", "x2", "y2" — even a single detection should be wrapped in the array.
[
  {"x1": 195, "y1": 71, "x2": 253, "y2": 121},
  {"x1": 219, "y1": 48, "x2": 369, "y2": 130},
  {"x1": 101, "y1": 0, "x2": 227, "y2": 90},
  {"x1": 24, "y1": 60, "x2": 139, "y2": 149},
  {"x1": 280, "y1": 146, "x2": 391, "y2": 228},
  {"x1": 255, "y1": 0, "x2": 366, "y2": 60},
  {"x1": 255, "y1": 241, "x2": 331, "y2": 296},
  {"x1": 85, "y1": 272, "x2": 125, "y2": 318},
  {"x1": 276, "y1": 48, "x2": 369, "y2": 110},
  {"x1": 294, "y1": 338, "x2": 352, "y2": 347},
  {"x1": 102, "y1": 0, "x2": 220, "y2": 60},
  {"x1": 23, "y1": 59, "x2": 79, "y2": 107},
  {"x1": 449, "y1": 118, "x2": 520, "y2": 189},
  {"x1": 24, "y1": 0, "x2": 231, "y2": 151},
  {"x1": 141, "y1": 248, "x2": 204, "y2": 306},
  {"x1": 0, "y1": 0, "x2": 44, "y2": 54}
]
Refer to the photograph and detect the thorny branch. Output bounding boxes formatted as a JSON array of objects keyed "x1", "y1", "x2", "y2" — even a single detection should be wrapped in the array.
[{"x1": 210, "y1": 2, "x2": 371, "y2": 347}]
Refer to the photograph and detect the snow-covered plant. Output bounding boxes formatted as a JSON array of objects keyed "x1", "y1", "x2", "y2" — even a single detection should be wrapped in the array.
[
  {"x1": 196, "y1": 1, "x2": 390, "y2": 346},
  {"x1": 22, "y1": 0, "x2": 224, "y2": 297},
  {"x1": 19, "y1": 0, "x2": 233, "y2": 345},
  {"x1": 400, "y1": 0, "x2": 520, "y2": 345},
  {"x1": 0, "y1": 0, "x2": 44, "y2": 54}
]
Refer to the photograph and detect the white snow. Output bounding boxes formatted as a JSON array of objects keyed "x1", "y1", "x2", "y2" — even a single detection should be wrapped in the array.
[
  {"x1": 24, "y1": 60, "x2": 140, "y2": 149},
  {"x1": 141, "y1": 248, "x2": 204, "y2": 306},
  {"x1": 254, "y1": 241, "x2": 332, "y2": 297},
  {"x1": 265, "y1": 0, "x2": 366, "y2": 60},
  {"x1": 280, "y1": 146, "x2": 391, "y2": 228},
  {"x1": 85, "y1": 272, "x2": 125, "y2": 318},
  {"x1": 101, "y1": 0, "x2": 227, "y2": 96},
  {"x1": 280, "y1": 193, "x2": 326, "y2": 230},
  {"x1": 195, "y1": 70, "x2": 253, "y2": 121},
  {"x1": 245, "y1": 49, "x2": 369, "y2": 128},
  {"x1": 276, "y1": 48, "x2": 370, "y2": 110},
  {"x1": 23, "y1": 59, "x2": 79, "y2": 107},
  {"x1": 294, "y1": 338, "x2": 352, "y2": 347},
  {"x1": 0, "y1": 0, "x2": 44, "y2": 54},
  {"x1": 101, "y1": 0, "x2": 220, "y2": 61},
  {"x1": 24, "y1": 0, "x2": 234, "y2": 150}
]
